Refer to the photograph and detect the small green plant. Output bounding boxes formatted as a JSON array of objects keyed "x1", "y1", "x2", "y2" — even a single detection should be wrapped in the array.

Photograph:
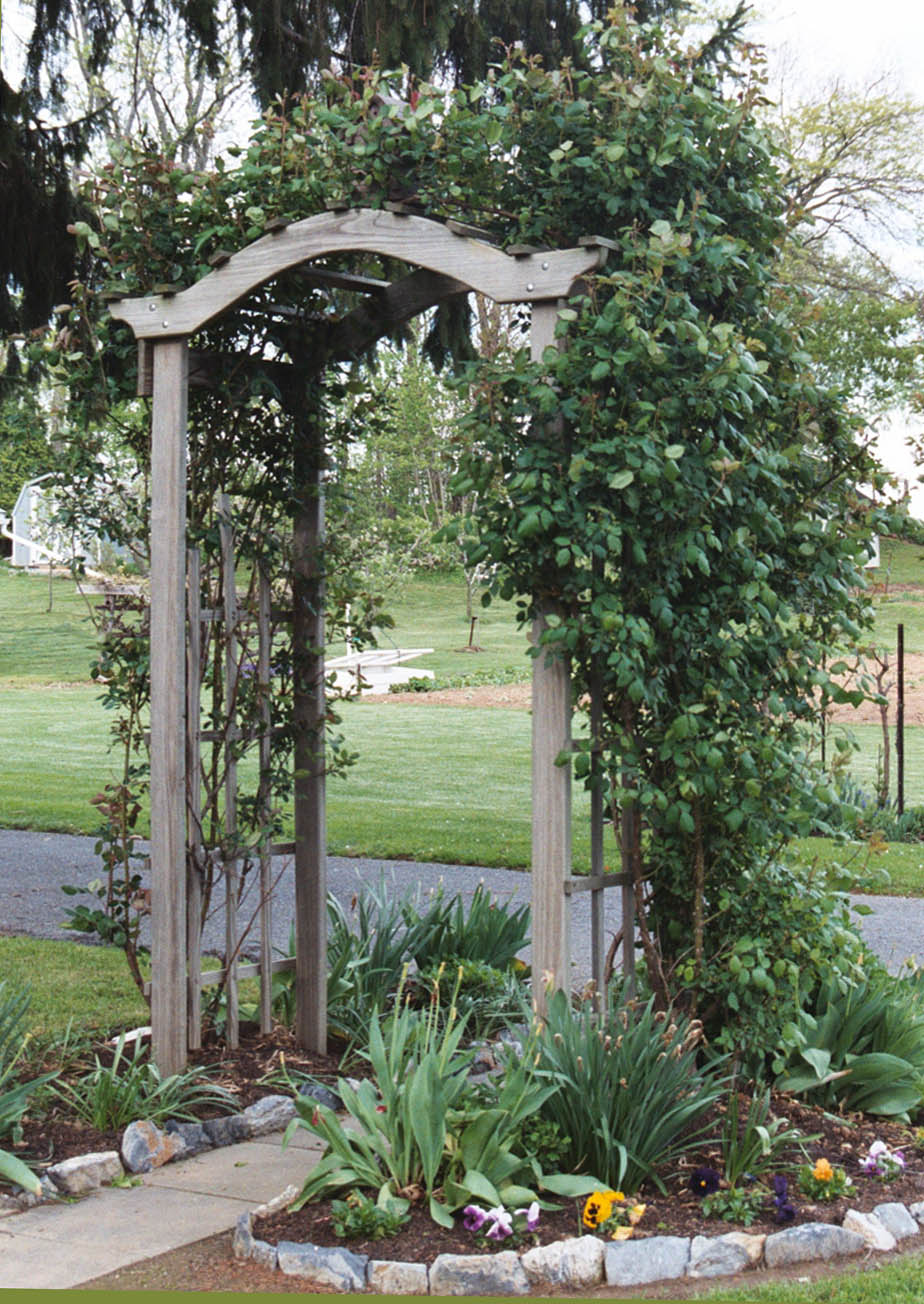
[
  {"x1": 0, "y1": 982, "x2": 55, "y2": 1196},
  {"x1": 702, "y1": 1185, "x2": 766, "y2": 1226},
  {"x1": 514, "y1": 1116, "x2": 571, "y2": 1170},
  {"x1": 774, "y1": 969, "x2": 924, "y2": 1118},
  {"x1": 717, "y1": 1086, "x2": 811, "y2": 1188},
  {"x1": 52, "y1": 1032, "x2": 237, "y2": 1129},
  {"x1": 797, "y1": 1158, "x2": 854, "y2": 1201},
  {"x1": 330, "y1": 1189, "x2": 410, "y2": 1240}
]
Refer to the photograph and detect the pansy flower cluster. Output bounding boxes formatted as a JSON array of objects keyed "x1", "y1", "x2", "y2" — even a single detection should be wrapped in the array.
[
  {"x1": 462, "y1": 1202, "x2": 539, "y2": 1242},
  {"x1": 771, "y1": 1175, "x2": 796, "y2": 1223},
  {"x1": 798, "y1": 1157, "x2": 854, "y2": 1201},
  {"x1": 861, "y1": 1140, "x2": 906, "y2": 1182},
  {"x1": 581, "y1": 1189, "x2": 647, "y2": 1240}
]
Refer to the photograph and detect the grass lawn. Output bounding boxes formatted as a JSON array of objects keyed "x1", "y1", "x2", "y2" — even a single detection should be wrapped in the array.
[
  {"x1": 0, "y1": 936, "x2": 148, "y2": 1036},
  {"x1": 331, "y1": 568, "x2": 532, "y2": 680},
  {"x1": 703, "y1": 1249, "x2": 924, "y2": 1302},
  {"x1": 3, "y1": 556, "x2": 924, "y2": 890},
  {"x1": 0, "y1": 565, "x2": 101, "y2": 685}
]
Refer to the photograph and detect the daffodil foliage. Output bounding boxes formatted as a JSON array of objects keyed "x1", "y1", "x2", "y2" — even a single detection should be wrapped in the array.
[{"x1": 51, "y1": 9, "x2": 894, "y2": 1042}]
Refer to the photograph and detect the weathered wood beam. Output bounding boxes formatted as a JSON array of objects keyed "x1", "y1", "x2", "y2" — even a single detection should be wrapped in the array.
[
  {"x1": 109, "y1": 209, "x2": 606, "y2": 339},
  {"x1": 529, "y1": 301, "x2": 572, "y2": 1013},
  {"x1": 149, "y1": 339, "x2": 189, "y2": 1075},
  {"x1": 292, "y1": 431, "x2": 327, "y2": 1054}
]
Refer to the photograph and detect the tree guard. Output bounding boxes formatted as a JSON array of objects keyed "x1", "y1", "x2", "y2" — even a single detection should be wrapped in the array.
[{"x1": 109, "y1": 208, "x2": 611, "y2": 1074}]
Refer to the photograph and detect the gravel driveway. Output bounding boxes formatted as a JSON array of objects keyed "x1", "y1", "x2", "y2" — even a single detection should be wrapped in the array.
[{"x1": 0, "y1": 828, "x2": 920, "y2": 983}]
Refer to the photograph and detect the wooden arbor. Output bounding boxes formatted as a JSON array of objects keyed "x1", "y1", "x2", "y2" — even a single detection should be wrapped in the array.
[{"x1": 109, "y1": 207, "x2": 613, "y2": 1074}]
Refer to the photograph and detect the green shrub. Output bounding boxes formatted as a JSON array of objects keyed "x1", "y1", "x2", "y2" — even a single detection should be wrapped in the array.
[
  {"x1": 533, "y1": 987, "x2": 726, "y2": 1195},
  {"x1": 677, "y1": 858, "x2": 867, "y2": 1076},
  {"x1": 773, "y1": 968, "x2": 924, "y2": 1118},
  {"x1": 414, "y1": 957, "x2": 525, "y2": 1040}
]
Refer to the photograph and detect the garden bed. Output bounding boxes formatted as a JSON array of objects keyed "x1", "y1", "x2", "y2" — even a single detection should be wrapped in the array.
[{"x1": 248, "y1": 1090, "x2": 924, "y2": 1266}]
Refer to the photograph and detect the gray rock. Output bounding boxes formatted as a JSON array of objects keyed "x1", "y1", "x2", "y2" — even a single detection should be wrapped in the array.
[
  {"x1": 520, "y1": 1235, "x2": 604, "y2": 1288},
  {"x1": 297, "y1": 1082, "x2": 342, "y2": 1111},
  {"x1": 873, "y1": 1202, "x2": 920, "y2": 1240},
  {"x1": 201, "y1": 1114, "x2": 251, "y2": 1147},
  {"x1": 720, "y1": 1232, "x2": 765, "y2": 1267},
  {"x1": 276, "y1": 1240, "x2": 367, "y2": 1291},
  {"x1": 243, "y1": 1095, "x2": 296, "y2": 1136},
  {"x1": 429, "y1": 1251, "x2": 531, "y2": 1295},
  {"x1": 122, "y1": 1120, "x2": 186, "y2": 1173},
  {"x1": 249, "y1": 1238, "x2": 278, "y2": 1269},
  {"x1": 164, "y1": 1119, "x2": 213, "y2": 1156},
  {"x1": 46, "y1": 1150, "x2": 123, "y2": 1196},
  {"x1": 842, "y1": 1209, "x2": 896, "y2": 1251},
  {"x1": 368, "y1": 1260, "x2": 429, "y2": 1294},
  {"x1": 688, "y1": 1234, "x2": 752, "y2": 1278},
  {"x1": 232, "y1": 1212, "x2": 254, "y2": 1259},
  {"x1": 909, "y1": 1201, "x2": 924, "y2": 1225},
  {"x1": 605, "y1": 1236, "x2": 691, "y2": 1287},
  {"x1": 252, "y1": 1184, "x2": 300, "y2": 1217},
  {"x1": 764, "y1": 1223, "x2": 865, "y2": 1268}
]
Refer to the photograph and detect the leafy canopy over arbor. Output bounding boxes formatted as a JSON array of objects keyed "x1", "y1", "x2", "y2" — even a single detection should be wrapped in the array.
[
  {"x1": 51, "y1": 6, "x2": 890, "y2": 1060},
  {"x1": 1, "y1": 0, "x2": 701, "y2": 336}
]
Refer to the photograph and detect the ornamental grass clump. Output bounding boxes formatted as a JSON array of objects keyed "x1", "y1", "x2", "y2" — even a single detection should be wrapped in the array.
[{"x1": 533, "y1": 987, "x2": 725, "y2": 1193}]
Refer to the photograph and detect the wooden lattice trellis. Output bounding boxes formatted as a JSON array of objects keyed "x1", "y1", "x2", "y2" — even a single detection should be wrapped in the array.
[{"x1": 109, "y1": 208, "x2": 635, "y2": 1073}]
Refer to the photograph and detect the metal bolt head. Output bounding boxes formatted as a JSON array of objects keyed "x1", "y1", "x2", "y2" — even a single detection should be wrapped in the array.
[
  {"x1": 526, "y1": 282, "x2": 535, "y2": 292},
  {"x1": 148, "y1": 302, "x2": 157, "y2": 312},
  {"x1": 162, "y1": 320, "x2": 169, "y2": 329},
  {"x1": 541, "y1": 260, "x2": 550, "y2": 270}
]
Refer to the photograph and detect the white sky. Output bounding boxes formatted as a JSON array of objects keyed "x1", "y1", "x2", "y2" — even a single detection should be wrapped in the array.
[{"x1": 745, "y1": 0, "x2": 924, "y2": 516}]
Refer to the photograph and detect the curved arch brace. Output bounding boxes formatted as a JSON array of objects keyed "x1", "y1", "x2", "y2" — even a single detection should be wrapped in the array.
[{"x1": 109, "y1": 208, "x2": 606, "y2": 339}]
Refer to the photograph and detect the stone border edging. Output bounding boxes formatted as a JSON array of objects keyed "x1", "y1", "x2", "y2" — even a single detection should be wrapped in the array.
[
  {"x1": 232, "y1": 1197, "x2": 924, "y2": 1294},
  {"x1": 0, "y1": 1093, "x2": 300, "y2": 1214}
]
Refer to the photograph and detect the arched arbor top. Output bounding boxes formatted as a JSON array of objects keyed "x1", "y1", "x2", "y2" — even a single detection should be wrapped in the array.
[{"x1": 109, "y1": 207, "x2": 609, "y2": 340}]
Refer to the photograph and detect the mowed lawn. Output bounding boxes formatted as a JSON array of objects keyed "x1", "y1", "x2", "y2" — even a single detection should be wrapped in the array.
[{"x1": 4, "y1": 554, "x2": 924, "y2": 891}]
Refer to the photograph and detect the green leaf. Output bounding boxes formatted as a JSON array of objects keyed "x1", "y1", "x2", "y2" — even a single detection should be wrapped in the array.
[
  {"x1": 429, "y1": 1194, "x2": 455, "y2": 1228},
  {"x1": 0, "y1": 1149, "x2": 40, "y2": 1196},
  {"x1": 539, "y1": 1172, "x2": 603, "y2": 1197},
  {"x1": 608, "y1": 470, "x2": 634, "y2": 491},
  {"x1": 462, "y1": 1168, "x2": 502, "y2": 1205}
]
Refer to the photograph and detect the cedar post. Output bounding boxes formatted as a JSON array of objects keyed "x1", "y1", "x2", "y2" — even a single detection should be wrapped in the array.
[
  {"x1": 529, "y1": 302, "x2": 571, "y2": 1010},
  {"x1": 150, "y1": 339, "x2": 189, "y2": 1075},
  {"x1": 293, "y1": 422, "x2": 327, "y2": 1052}
]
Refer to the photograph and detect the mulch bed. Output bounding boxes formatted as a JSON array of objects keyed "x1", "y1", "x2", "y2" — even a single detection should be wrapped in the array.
[
  {"x1": 253, "y1": 1088, "x2": 924, "y2": 1268},
  {"x1": 9, "y1": 1027, "x2": 924, "y2": 1271},
  {"x1": 11, "y1": 1025, "x2": 343, "y2": 1172}
]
